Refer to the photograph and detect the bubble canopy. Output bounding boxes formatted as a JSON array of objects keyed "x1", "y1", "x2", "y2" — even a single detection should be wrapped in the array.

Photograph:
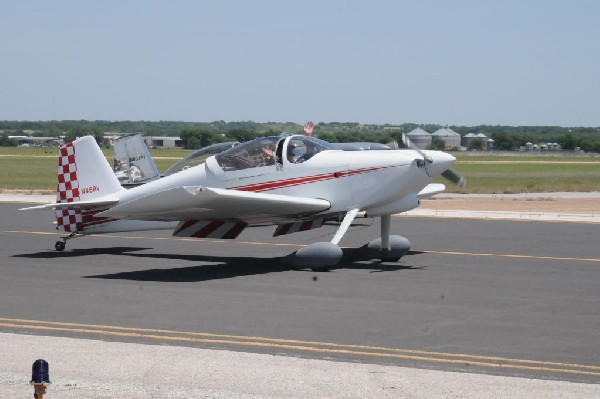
[{"x1": 215, "y1": 135, "x2": 335, "y2": 171}]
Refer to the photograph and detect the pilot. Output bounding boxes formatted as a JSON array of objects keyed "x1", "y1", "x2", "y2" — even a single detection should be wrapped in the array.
[{"x1": 287, "y1": 141, "x2": 307, "y2": 163}]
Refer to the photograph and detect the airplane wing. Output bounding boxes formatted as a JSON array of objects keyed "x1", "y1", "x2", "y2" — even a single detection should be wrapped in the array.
[{"x1": 97, "y1": 186, "x2": 331, "y2": 222}]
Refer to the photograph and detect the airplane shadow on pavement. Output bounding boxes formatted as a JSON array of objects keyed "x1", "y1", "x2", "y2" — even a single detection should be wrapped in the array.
[
  {"x1": 12, "y1": 247, "x2": 153, "y2": 258},
  {"x1": 81, "y1": 249, "x2": 425, "y2": 282}
]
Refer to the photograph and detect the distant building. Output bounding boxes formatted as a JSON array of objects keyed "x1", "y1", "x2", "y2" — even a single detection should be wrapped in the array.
[
  {"x1": 105, "y1": 134, "x2": 183, "y2": 148},
  {"x1": 525, "y1": 142, "x2": 534, "y2": 151},
  {"x1": 431, "y1": 128, "x2": 461, "y2": 149},
  {"x1": 143, "y1": 136, "x2": 183, "y2": 148},
  {"x1": 405, "y1": 128, "x2": 432, "y2": 149}
]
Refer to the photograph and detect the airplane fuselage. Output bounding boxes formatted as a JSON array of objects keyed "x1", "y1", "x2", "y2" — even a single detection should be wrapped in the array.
[{"x1": 115, "y1": 147, "x2": 452, "y2": 222}]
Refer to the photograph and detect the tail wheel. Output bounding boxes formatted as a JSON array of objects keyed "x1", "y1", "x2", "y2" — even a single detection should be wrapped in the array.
[{"x1": 55, "y1": 241, "x2": 66, "y2": 251}]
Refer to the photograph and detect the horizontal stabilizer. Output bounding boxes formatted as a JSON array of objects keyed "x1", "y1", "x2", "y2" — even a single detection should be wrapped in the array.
[
  {"x1": 20, "y1": 197, "x2": 120, "y2": 211},
  {"x1": 417, "y1": 183, "x2": 446, "y2": 199},
  {"x1": 97, "y1": 186, "x2": 331, "y2": 222}
]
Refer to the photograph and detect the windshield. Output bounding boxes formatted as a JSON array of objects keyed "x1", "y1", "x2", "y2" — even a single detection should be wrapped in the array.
[
  {"x1": 285, "y1": 136, "x2": 335, "y2": 164},
  {"x1": 216, "y1": 136, "x2": 281, "y2": 171},
  {"x1": 215, "y1": 135, "x2": 337, "y2": 172},
  {"x1": 162, "y1": 141, "x2": 238, "y2": 176}
]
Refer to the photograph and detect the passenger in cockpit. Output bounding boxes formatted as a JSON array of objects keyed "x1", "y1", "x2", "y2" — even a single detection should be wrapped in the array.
[{"x1": 261, "y1": 143, "x2": 276, "y2": 166}]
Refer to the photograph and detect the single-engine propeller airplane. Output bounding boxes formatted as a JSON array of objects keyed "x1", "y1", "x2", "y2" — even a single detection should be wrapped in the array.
[{"x1": 21, "y1": 133, "x2": 464, "y2": 269}]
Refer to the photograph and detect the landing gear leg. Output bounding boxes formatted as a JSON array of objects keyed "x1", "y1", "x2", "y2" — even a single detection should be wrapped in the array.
[
  {"x1": 360, "y1": 215, "x2": 411, "y2": 261},
  {"x1": 379, "y1": 215, "x2": 399, "y2": 262},
  {"x1": 282, "y1": 208, "x2": 360, "y2": 270},
  {"x1": 55, "y1": 232, "x2": 76, "y2": 251}
]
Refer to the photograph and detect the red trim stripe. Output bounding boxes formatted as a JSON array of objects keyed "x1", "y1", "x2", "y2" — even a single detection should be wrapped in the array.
[
  {"x1": 275, "y1": 223, "x2": 292, "y2": 237},
  {"x1": 300, "y1": 221, "x2": 313, "y2": 231},
  {"x1": 174, "y1": 219, "x2": 198, "y2": 235},
  {"x1": 230, "y1": 165, "x2": 395, "y2": 193},
  {"x1": 192, "y1": 221, "x2": 224, "y2": 238},
  {"x1": 222, "y1": 222, "x2": 247, "y2": 239}
]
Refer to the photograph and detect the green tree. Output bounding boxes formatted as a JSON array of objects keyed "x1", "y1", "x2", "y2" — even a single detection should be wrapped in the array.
[
  {"x1": 226, "y1": 128, "x2": 260, "y2": 142},
  {"x1": 491, "y1": 132, "x2": 515, "y2": 150},
  {"x1": 429, "y1": 138, "x2": 446, "y2": 150},
  {"x1": 65, "y1": 125, "x2": 105, "y2": 145},
  {"x1": 44, "y1": 125, "x2": 62, "y2": 138},
  {"x1": 557, "y1": 133, "x2": 577, "y2": 150},
  {"x1": 578, "y1": 137, "x2": 600, "y2": 153},
  {"x1": 468, "y1": 138, "x2": 484, "y2": 151},
  {"x1": 0, "y1": 133, "x2": 18, "y2": 146},
  {"x1": 180, "y1": 129, "x2": 225, "y2": 149}
]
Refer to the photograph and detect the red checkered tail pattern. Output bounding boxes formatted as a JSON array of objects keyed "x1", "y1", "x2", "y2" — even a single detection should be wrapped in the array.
[{"x1": 55, "y1": 136, "x2": 124, "y2": 233}]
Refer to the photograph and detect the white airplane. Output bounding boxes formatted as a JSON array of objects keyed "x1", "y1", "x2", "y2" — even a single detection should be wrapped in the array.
[{"x1": 21, "y1": 134, "x2": 464, "y2": 269}]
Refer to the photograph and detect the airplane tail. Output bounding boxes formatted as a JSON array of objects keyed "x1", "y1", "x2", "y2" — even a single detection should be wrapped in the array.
[{"x1": 54, "y1": 136, "x2": 124, "y2": 232}]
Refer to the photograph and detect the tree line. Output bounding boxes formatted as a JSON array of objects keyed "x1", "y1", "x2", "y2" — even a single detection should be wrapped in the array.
[{"x1": 1, "y1": 120, "x2": 599, "y2": 152}]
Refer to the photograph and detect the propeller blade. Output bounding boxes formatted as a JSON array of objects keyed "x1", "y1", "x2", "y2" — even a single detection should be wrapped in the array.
[
  {"x1": 441, "y1": 169, "x2": 466, "y2": 188},
  {"x1": 402, "y1": 133, "x2": 432, "y2": 163}
]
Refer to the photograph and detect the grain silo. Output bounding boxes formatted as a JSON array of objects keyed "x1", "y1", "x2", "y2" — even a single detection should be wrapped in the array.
[
  {"x1": 431, "y1": 128, "x2": 461, "y2": 149},
  {"x1": 405, "y1": 128, "x2": 432, "y2": 149}
]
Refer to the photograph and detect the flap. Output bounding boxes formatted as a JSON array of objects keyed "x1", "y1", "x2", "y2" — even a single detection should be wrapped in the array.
[{"x1": 97, "y1": 186, "x2": 331, "y2": 222}]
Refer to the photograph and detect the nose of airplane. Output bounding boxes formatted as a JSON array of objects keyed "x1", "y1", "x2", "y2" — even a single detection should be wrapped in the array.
[{"x1": 422, "y1": 151, "x2": 456, "y2": 177}]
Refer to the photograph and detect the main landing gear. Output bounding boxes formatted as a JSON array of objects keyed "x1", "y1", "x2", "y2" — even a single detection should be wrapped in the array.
[
  {"x1": 55, "y1": 232, "x2": 77, "y2": 251},
  {"x1": 283, "y1": 211, "x2": 411, "y2": 270},
  {"x1": 360, "y1": 214, "x2": 411, "y2": 262}
]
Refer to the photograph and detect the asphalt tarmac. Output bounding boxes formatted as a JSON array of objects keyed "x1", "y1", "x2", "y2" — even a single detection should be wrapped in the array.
[{"x1": 1, "y1": 202, "x2": 599, "y2": 384}]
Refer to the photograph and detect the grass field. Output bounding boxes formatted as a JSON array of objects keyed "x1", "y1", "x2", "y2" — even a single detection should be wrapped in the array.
[
  {"x1": 441, "y1": 161, "x2": 600, "y2": 193},
  {"x1": 1, "y1": 147, "x2": 599, "y2": 193}
]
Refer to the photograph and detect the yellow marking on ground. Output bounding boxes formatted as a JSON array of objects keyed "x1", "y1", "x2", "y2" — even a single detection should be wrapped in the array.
[
  {"x1": 2, "y1": 318, "x2": 599, "y2": 371},
  {"x1": 422, "y1": 250, "x2": 600, "y2": 263},
  {"x1": 4, "y1": 230, "x2": 59, "y2": 236},
  {"x1": 4, "y1": 230, "x2": 599, "y2": 262},
  {"x1": 0, "y1": 318, "x2": 598, "y2": 377},
  {"x1": 2, "y1": 230, "x2": 307, "y2": 247}
]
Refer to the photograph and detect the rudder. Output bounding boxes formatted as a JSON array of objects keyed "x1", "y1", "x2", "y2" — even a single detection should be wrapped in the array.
[{"x1": 55, "y1": 136, "x2": 124, "y2": 232}]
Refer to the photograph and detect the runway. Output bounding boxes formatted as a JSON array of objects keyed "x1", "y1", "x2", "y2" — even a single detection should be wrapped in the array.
[{"x1": 1, "y1": 201, "x2": 599, "y2": 386}]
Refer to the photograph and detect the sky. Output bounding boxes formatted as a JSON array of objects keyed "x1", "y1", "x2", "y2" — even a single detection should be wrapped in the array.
[{"x1": 1, "y1": 0, "x2": 599, "y2": 126}]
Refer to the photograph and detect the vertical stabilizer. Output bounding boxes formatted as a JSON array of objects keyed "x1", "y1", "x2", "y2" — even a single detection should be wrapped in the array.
[{"x1": 55, "y1": 136, "x2": 124, "y2": 232}]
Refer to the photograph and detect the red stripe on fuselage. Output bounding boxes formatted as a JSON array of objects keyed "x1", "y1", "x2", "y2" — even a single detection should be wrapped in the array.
[{"x1": 230, "y1": 165, "x2": 395, "y2": 193}]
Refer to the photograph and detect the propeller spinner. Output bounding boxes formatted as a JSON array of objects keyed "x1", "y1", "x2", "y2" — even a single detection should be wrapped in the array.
[{"x1": 402, "y1": 133, "x2": 466, "y2": 188}]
